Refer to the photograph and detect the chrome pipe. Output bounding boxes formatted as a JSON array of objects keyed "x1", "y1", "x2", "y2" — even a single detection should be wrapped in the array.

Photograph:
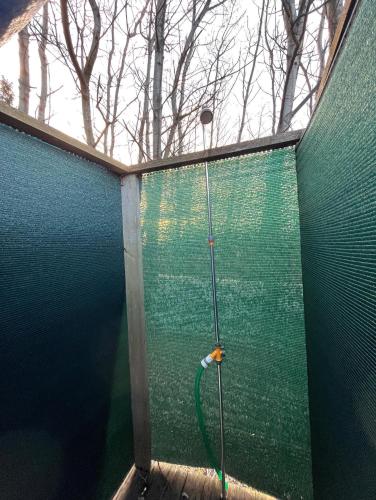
[{"x1": 202, "y1": 120, "x2": 226, "y2": 499}]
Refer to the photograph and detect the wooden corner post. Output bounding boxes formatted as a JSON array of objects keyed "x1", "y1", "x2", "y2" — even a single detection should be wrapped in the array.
[{"x1": 121, "y1": 174, "x2": 151, "y2": 472}]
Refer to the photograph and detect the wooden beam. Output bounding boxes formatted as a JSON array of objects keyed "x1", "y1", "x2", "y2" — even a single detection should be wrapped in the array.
[
  {"x1": 0, "y1": 101, "x2": 304, "y2": 178},
  {"x1": 121, "y1": 174, "x2": 151, "y2": 472},
  {"x1": 126, "y1": 129, "x2": 304, "y2": 175},
  {"x1": 0, "y1": 102, "x2": 131, "y2": 175},
  {"x1": 0, "y1": 102, "x2": 303, "y2": 178}
]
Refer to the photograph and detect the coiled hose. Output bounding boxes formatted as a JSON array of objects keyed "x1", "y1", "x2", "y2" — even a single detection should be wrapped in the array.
[{"x1": 194, "y1": 365, "x2": 228, "y2": 491}]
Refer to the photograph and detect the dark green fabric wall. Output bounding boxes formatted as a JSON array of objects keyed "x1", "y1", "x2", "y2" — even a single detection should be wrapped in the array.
[
  {"x1": 141, "y1": 148, "x2": 312, "y2": 499},
  {"x1": 0, "y1": 124, "x2": 133, "y2": 500},
  {"x1": 296, "y1": 1, "x2": 376, "y2": 498}
]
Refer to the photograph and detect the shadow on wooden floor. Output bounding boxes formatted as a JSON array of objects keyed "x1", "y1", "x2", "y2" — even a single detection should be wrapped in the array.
[{"x1": 113, "y1": 461, "x2": 275, "y2": 500}]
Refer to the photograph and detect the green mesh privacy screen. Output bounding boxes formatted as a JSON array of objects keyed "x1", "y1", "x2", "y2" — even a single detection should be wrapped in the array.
[
  {"x1": 141, "y1": 147, "x2": 313, "y2": 499},
  {"x1": 296, "y1": 1, "x2": 376, "y2": 498},
  {"x1": 0, "y1": 124, "x2": 132, "y2": 500}
]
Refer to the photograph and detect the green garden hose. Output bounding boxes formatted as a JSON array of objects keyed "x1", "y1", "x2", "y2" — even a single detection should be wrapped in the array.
[{"x1": 195, "y1": 364, "x2": 228, "y2": 491}]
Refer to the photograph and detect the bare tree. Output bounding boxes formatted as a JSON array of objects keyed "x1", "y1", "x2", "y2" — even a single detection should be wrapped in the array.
[
  {"x1": 38, "y1": 3, "x2": 49, "y2": 122},
  {"x1": 277, "y1": 0, "x2": 313, "y2": 133},
  {"x1": 60, "y1": 0, "x2": 101, "y2": 146},
  {"x1": 238, "y1": 0, "x2": 265, "y2": 142},
  {"x1": 163, "y1": 0, "x2": 223, "y2": 157},
  {"x1": 0, "y1": 77, "x2": 14, "y2": 106},
  {"x1": 263, "y1": 0, "x2": 284, "y2": 135},
  {"x1": 316, "y1": 5, "x2": 326, "y2": 77},
  {"x1": 38, "y1": 0, "x2": 150, "y2": 154},
  {"x1": 107, "y1": 1, "x2": 149, "y2": 156},
  {"x1": 137, "y1": 1, "x2": 154, "y2": 162},
  {"x1": 150, "y1": 0, "x2": 238, "y2": 159},
  {"x1": 99, "y1": 0, "x2": 120, "y2": 156},
  {"x1": 206, "y1": 3, "x2": 240, "y2": 148},
  {"x1": 18, "y1": 26, "x2": 30, "y2": 113},
  {"x1": 4, "y1": 0, "x2": 335, "y2": 159},
  {"x1": 152, "y1": 0, "x2": 167, "y2": 159}
]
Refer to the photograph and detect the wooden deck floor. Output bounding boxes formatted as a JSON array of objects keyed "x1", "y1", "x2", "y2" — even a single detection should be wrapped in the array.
[{"x1": 113, "y1": 461, "x2": 275, "y2": 500}]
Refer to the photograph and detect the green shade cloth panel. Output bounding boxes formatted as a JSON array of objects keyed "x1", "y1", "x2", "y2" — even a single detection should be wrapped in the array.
[
  {"x1": 141, "y1": 147, "x2": 313, "y2": 499},
  {"x1": 0, "y1": 123, "x2": 133, "y2": 500},
  {"x1": 296, "y1": 0, "x2": 376, "y2": 498}
]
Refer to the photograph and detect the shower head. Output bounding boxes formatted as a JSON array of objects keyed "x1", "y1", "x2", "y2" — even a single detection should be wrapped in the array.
[{"x1": 200, "y1": 107, "x2": 213, "y2": 125}]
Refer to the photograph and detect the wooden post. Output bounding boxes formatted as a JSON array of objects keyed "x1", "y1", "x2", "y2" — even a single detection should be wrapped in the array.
[{"x1": 121, "y1": 174, "x2": 151, "y2": 472}]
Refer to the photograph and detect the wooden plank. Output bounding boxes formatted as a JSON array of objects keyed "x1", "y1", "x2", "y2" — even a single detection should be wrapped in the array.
[
  {"x1": 175, "y1": 468, "x2": 189, "y2": 499},
  {"x1": 118, "y1": 471, "x2": 147, "y2": 500},
  {"x1": 121, "y1": 174, "x2": 151, "y2": 472},
  {"x1": 204, "y1": 475, "x2": 221, "y2": 500},
  {"x1": 112, "y1": 463, "x2": 276, "y2": 500},
  {"x1": 147, "y1": 462, "x2": 172, "y2": 498},
  {"x1": 0, "y1": 102, "x2": 302, "y2": 179},
  {"x1": 126, "y1": 130, "x2": 304, "y2": 175},
  {"x1": 201, "y1": 475, "x2": 211, "y2": 499},
  {"x1": 111, "y1": 463, "x2": 149, "y2": 499},
  {"x1": 316, "y1": 0, "x2": 359, "y2": 102},
  {"x1": 188, "y1": 470, "x2": 207, "y2": 499},
  {"x1": 164, "y1": 466, "x2": 189, "y2": 500},
  {"x1": 112, "y1": 466, "x2": 137, "y2": 500},
  {"x1": 180, "y1": 469, "x2": 199, "y2": 498},
  {"x1": 228, "y1": 484, "x2": 246, "y2": 500},
  {"x1": 0, "y1": 102, "x2": 131, "y2": 175},
  {"x1": 181, "y1": 469, "x2": 203, "y2": 500}
]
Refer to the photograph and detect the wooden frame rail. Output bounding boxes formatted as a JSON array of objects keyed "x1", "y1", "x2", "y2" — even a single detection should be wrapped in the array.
[
  {"x1": 0, "y1": 102, "x2": 131, "y2": 175},
  {"x1": 126, "y1": 129, "x2": 304, "y2": 175},
  {"x1": 0, "y1": 102, "x2": 304, "y2": 178}
]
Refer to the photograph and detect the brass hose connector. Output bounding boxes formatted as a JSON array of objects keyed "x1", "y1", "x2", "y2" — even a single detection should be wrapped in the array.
[{"x1": 201, "y1": 344, "x2": 225, "y2": 369}]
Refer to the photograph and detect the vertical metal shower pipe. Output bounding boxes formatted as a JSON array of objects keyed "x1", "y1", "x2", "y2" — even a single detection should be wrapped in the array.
[{"x1": 202, "y1": 118, "x2": 226, "y2": 499}]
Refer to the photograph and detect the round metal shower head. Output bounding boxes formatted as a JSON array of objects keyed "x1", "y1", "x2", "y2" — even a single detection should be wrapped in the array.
[{"x1": 200, "y1": 107, "x2": 213, "y2": 125}]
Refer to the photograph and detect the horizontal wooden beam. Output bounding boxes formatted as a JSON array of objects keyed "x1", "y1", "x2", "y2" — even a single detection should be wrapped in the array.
[
  {"x1": 0, "y1": 102, "x2": 131, "y2": 175},
  {"x1": 0, "y1": 102, "x2": 303, "y2": 178},
  {"x1": 126, "y1": 129, "x2": 304, "y2": 175}
]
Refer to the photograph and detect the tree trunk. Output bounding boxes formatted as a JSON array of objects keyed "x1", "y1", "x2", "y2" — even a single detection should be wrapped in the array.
[
  {"x1": 277, "y1": 0, "x2": 310, "y2": 133},
  {"x1": 138, "y1": 5, "x2": 153, "y2": 163},
  {"x1": 316, "y1": 6, "x2": 326, "y2": 79},
  {"x1": 264, "y1": 0, "x2": 277, "y2": 135},
  {"x1": 18, "y1": 25, "x2": 30, "y2": 114},
  {"x1": 109, "y1": 0, "x2": 148, "y2": 157},
  {"x1": 103, "y1": 0, "x2": 118, "y2": 155},
  {"x1": 163, "y1": 0, "x2": 212, "y2": 157},
  {"x1": 238, "y1": 0, "x2": 265, "y2": 142},
  {"x1": 325, "y1": 0, "x2": 343, "y2": 43},
  {"x1": 81, "y1": 83, "x2": 95, "y2": 147},
  {"x1": 60, "y1": 0, "x2": 100, "y2": 147},
  {"x1": 38, "y1": 3, "x2": 49, "y2": 122},
  {"x1": 152, "y1": 0, "x2": 167, "y2": 159}
]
